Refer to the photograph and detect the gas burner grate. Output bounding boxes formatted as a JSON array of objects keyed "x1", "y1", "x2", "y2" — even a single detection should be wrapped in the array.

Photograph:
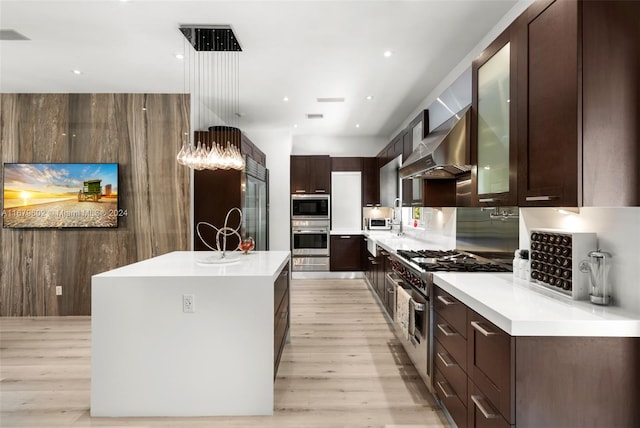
[{"x1": 396, "y1": 249, "x2": 511, "y2": 273}]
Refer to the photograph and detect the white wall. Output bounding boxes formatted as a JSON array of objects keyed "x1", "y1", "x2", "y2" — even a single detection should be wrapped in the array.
[
  {"x1": 292, "y1": 135, "x2": 387, "y2": 156},
  {"x1": 244, "y1": 128, "x2": 293, "y2": 251},
  {"x1": 519, "y1": 207, "x2": 640, "y2": 314},
  {"x1": 390, "y1": 0, "x2": 535, "y2": 138}
]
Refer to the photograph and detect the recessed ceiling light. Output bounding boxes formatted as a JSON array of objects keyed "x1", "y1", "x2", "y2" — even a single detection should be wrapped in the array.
[
  {"x1": 283, "y1": 96, "x2": 289, "y2": 102},
  {"x1": 293, "y1": 124, "x2": 298, "y2": 128},
  {"x1": 383, "y1": 50, "x2": 393, "y2": 58},
  {"x1": 175, "y1": 53, "x2": 184, "y2": 60},
  {"x1": 72, "y1": 69, "x2": 82, "y2": 75},
  {"x1": 355, "y1": 124, "x2": 360, "y2": 128},
  {"x1": 366, "y1": 95, "x2": 374, "y2": 100}
]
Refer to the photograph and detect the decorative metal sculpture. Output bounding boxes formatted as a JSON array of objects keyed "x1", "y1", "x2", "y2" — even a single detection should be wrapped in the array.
[{"x1": 196, "y1": 207, "x2": 242, "y2": 257}]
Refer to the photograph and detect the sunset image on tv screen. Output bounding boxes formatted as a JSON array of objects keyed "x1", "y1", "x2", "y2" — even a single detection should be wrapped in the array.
[{"x1": 3, "y1": 163, "x2": 119, "y2": 228}]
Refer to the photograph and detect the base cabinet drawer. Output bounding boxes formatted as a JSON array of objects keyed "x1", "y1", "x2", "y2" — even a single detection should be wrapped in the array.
[
  {"x1": 468, "y1": 380, "x2": 510, "y2": 428},
  {"x1": 467, "y1": 309, "x2": 514, "y2": 423},
  {"x1": 434, "y1": 286, "x2": 467, "y2": 339},
  {"x1": 435, "y1": 312, "x2": 467, "y2": 372},
  {"x1": 434, "y1": 339, "x2": 467, "y2": 403},
  {"x1": 435, "y1": 369, "x2": 468, "y2": 428}
]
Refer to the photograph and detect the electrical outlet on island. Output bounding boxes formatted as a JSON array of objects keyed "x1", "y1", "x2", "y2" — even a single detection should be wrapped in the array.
[{"x1": 183, "y1": 294, "x2": 195, "y2": 313}]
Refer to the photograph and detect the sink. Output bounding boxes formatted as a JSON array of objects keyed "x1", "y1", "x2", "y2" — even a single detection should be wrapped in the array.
[
  {"x1": 197, "y1": 252, "x2": 241, "y2": 265},
  {"x1": 367, "y1": 236, "x2": 377, "y2": 256}
]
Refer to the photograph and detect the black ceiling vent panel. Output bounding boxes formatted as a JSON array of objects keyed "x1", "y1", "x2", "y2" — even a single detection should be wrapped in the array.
[{"x1": 179, "y1": 25, "x2": 242, "y2": 52}]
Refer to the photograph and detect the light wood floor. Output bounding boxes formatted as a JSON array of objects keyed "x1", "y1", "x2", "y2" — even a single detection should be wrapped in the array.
[{"x1": 1, "y1": 279, "x2": 448, "y2": 427}]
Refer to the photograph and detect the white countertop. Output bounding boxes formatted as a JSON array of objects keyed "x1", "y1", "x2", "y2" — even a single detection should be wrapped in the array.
[
  {"x1": 433, "y1": 272, "x2": 640, "y2": 337},
  {"x1": 94, "y1": 251, "x2": 290, "y2": 281},
  {"x1": 365, "y1": 230, "x2": 454, "y2": 253}
]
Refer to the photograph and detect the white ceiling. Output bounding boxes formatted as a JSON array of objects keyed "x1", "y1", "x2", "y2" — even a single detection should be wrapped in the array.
[{"x1": 0, "y1": 0, "x2": 518, "y2": 138}]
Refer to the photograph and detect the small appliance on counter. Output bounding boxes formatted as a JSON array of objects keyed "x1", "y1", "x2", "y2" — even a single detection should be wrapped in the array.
[
  {"x1": 528, "y1": 229, "x2": 597, "y2": 299},
  {"x1": 580, "y1": 250, "x2": 613, "y2": 305},
  {"x1": 367, "y1": 218, "x2": 392, "y2": 230}
]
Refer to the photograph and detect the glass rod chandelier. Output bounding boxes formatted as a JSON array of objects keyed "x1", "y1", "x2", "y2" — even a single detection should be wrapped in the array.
[{"x1": 176, "y1": 25, "x2": 245, "y2": 171}]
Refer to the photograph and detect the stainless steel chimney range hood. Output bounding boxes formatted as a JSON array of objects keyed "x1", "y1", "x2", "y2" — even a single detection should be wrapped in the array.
[{"x1": 399, "y1": 105, "x2": 471, "y2": 179}]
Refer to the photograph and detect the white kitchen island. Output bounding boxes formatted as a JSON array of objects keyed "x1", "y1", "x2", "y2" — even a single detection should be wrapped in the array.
[{"x1": 91, "y1": 250, "x2": 290, "y2": 417}]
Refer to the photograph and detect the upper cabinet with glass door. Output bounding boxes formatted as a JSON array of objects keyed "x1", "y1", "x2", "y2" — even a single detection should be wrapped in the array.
[
  {"x1": 402, "y1": 110, "x2": 429, "y2": 206},
  {"x1": 472, "y1": 26, "x2": 518, "y2": 206}
]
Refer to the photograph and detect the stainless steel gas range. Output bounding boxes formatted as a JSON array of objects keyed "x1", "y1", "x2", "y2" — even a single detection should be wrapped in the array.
[{"x1": 388, "y1": 249, "x2": 511, "y2": 390}]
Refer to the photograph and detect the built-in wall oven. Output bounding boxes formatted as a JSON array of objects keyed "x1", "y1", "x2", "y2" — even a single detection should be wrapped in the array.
[
  {"x1": 291, "y1": 195, "x2": 330, "y2": 220},
  {"x1": 291, "y1": 219, "x2": 330, "y2": 271}
]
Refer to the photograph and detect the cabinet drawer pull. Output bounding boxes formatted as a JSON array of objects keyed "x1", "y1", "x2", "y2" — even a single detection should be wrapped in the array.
[
  {"x1": 339, "y1": 236, "x2": 351, "y2": 239},
  {"x1": 314, "y1": 189, "x2": 326, "y2": 193},
  {"x1": 437, "y1": 295, "x2": 457, "y2": 306},
  {"x1": 295, "y1": 190, "x2": 306, "y2": 193},
  {"x1": 526, "y1": 195, "x2": 558, "y2": 201},
  {"x1": 436, "y1": 381, "x2": 456, "y2": 398},
  {"x1": 478, "y1": 198, "x2": 498, "y2": 203},
  {"x1": 471, "y1": 321, "x2": 497, "y2": 336},
  {"x1": 471, "y1": 395, "x2": 500, "y2": 419},
  {"x1": 436, "y1": 352, "x2": 457, "y2": 368},
  {"x1": 437, "y1": 323, "x2": 457, "y2": 337}
]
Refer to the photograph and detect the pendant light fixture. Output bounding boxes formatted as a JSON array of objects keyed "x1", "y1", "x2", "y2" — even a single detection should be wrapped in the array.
[{"x1": 176, "y1": 25, "x2": 245, "y2": 171}]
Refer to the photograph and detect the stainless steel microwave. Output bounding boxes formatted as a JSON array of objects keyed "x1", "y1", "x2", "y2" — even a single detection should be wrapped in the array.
[
  {"x1": 291, "y1": 195, "x2": 330, "y2": 219},
  {"x1": 368, "y1": 218, "x2": 392, "y2": 230}
]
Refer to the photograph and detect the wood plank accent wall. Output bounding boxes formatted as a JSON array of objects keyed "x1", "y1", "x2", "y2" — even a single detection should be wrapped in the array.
[{"x1": 0, "y1": 94, "x2": 190, "y2": 316}]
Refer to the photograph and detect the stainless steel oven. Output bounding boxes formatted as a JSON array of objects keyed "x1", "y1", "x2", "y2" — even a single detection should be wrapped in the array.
[
  {"x1": 291, "y1": 220, "x2": 329, "y2": 256},
  {"x1": 388, "y1": 259, "x2": 431, "y2": 388},
  {"x1": 291, "y1": 195, "x2": 330, "y2": 220}
]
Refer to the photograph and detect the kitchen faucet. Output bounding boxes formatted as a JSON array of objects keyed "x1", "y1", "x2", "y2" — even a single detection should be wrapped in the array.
[{"x1": 393, "y1": 198, "x2": 404, "y2": 236}]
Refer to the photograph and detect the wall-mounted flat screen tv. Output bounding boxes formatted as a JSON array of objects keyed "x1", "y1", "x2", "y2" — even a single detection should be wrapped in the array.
[{"x1": 3, "y1": 163, "x2": 119, "y2": 229}]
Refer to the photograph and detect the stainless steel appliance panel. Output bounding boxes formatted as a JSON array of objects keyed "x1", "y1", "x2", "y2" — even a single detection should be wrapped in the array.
[
  {"x1": 243, "y1": 158, "x2": 268, "y2": 250},
  {"x1": 292, "y1": 256, "x2": 330, "y2": 271},
  {"x1": 291, "y1": 219, "x2": 330, "y2": 257}
]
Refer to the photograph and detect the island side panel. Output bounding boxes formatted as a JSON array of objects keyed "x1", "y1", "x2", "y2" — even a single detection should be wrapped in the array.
[{"x1": 90, "y1": 273, "x2": 274, "y2": 417}]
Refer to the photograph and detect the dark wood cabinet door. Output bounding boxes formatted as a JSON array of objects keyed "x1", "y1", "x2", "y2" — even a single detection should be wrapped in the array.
[
  {"x1": 290, "y1": 156, "x2": 308, "y2": 194},
  {"x1": 472, "y1": 25, "x2": 518, "y2": 207},
  {"x1": 517, "y1": 0, "x2": 579, "y2": 207},
  {"x1": 467, "y1": 310, "x2": 514, "y2": 424},
  {"x1": 362, "y1": 157, "x2": 380, "y2": 206},
  {"x1": 329, "y1": 235, "x2": 364, "y2": 271},
  {"x1": 468, "y1": 380, "x2": 510, "y2": 428},
  {"x1": 291, "y1": 155, "x2": 331, "y2": 194},
  {"x1": 273, "y1": 263, "x2": 290, "y2": 377},
  {"x1": 310, "y1": 156, "x2": 331, "y2": 194}
]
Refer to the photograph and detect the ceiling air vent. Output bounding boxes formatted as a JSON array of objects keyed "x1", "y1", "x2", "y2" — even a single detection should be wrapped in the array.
[
  {"x1": 307, "y1": 114, "x2": 324, "y2": 119},
  {"x1": 316, "y1": 97, "x2": 345, "y2": 103},
  {"x1": 0, "y1": 29, "x2": 30, "y2": 40}
]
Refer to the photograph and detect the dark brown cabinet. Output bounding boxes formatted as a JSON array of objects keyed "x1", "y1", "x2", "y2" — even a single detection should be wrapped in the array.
[
  {"x1": 434, "y1": 285, "x2": 640, "y2": 428},
  {"x1": 241, "y1": 134, "x2": 266, "y2": 167},
  {"x1": 362, "y1": 157, "x2": 380, "y2": 206},
  {"x1": 471, "y1": 25, "x2": 518, "y2": 207},
  {"x1": 467, "y1": 310, "x2": 514, "y2": 425},
  {"x1": 433, "y1": 286, "x2": 468, "y2": 428},
  {"x1": 290, "y1": 155, "x2": 331, "y2": 194},
  {"x1": 330, "y1": 235, "x2": 364, "y2": 271},
  {"x1": 516, "y1": 0, "x2": 640, "y2": 206},
  {"x1": 274, "y1": 262, "x2": 290, "y2": 377}
]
